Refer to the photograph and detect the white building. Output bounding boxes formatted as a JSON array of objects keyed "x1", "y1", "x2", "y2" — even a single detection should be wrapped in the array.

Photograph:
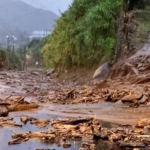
[{"x1": 29, "y1": 30, "x2": 51, "y2": 39}]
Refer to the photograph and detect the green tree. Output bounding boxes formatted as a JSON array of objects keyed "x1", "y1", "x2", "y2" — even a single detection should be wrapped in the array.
[{"x1": 43, "y1": 0, "x2": 123, "y2": 69}]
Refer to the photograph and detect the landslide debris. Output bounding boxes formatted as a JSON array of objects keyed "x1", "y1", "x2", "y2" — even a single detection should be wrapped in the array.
[
  {"x1": 8, "y1": 117, "x2": 150, "y2": 149},
  {"x1": 45, "y1": 45, "x2": 150, "y2": 107},
  {"x1": 109, "y1": 45, "x2": 150, "y2": 83},
  {"x1": 20, "y1": 115, "x2": 50, "y2": 128},
  {"x1": 0, "y1": 96, "x2": 39, "y2": 117},
  {"x1": 47, "y1": 82, "x2": 150, "y2": 108},
  {"x1": 0, "y1": 117, "x2": 22, "y2": 127}
]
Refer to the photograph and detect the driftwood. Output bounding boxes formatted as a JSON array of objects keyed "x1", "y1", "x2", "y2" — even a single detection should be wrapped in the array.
[
  {"x1": 0, "y1": 97, "x2": 39, "y2": 117},
  {"x1": 20, "y1": 115, "x2": 50, "y2": 128},
  {"x1": 9, "y1": 132, "x2": 55, "y2": 145},
  {"x1": 0, "y1": 121, "x2": 22, "y2": 127},
  {"x1": 12, "y1": 132, "x2": 55, "y2": 139},
  {"x1": 0, "y1": 106, "x2": 9, "y2": 117},
  {"x1": 8, "y1": 137, "x2": 29, "y2": 145},
  {"x1": 120, "y1": 142, "x2": 145, "y2": 148},
  {"x1": 7, "y1": 103, "x2": 39, "y2": 112},
  {"x1": 0, "y1": 117, "x2": 13, "y2": 121},
  {"x1": 0, "y1": 102, "x2": 10, "y2": 106},
  {"x1": 20, "y1": 115, "x2": 36, "y2": 124},
  {"x1": 30, "y1": 119, "x2": 50, "y2": 128},
  {"x1": 8, "y1": 117, "x2": 150, "y2": 150},
  {"x1": 51, "y1": 118, "x2": 92, "y2": 126}
]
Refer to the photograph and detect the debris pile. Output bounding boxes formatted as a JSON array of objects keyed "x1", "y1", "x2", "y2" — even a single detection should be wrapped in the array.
[
  {"x1": 0, "y1": 117, "x2": 22, "y2": 127},
  {"x1": 109, "y1": 49, "x2": 150, "y2": 84},
  {"x1": 8, "y1": 117, "x2": 150, "y2": 149},
  {"x1": 0, "y1": 96, "x2": 39, "y2": 117},
  {"x1": 20, "y1": 115, "x2": 50, "y2": 128},
  {"x1": 47, "y1": 84, "x2": 150, "y2": 107}
]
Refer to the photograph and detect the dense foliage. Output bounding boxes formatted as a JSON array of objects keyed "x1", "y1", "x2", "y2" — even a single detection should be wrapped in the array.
[
  {"x1": 43, "y1": 0, "x2": 150, "y2": 69},
  {"x1": 43, "y1": 0, "x2": 123, "y2": 69},
  {"x1": 0, "y1": 47, "x2": 21, "y2": 69},
  {"x1": 0, "y1": 48, "x2": 6, "y2": 61},
  {"x1": 8, "y1": 51, "x2": 21, "y2": 70},
  {"x1": 27, "y1": 38, "x2": 47, "y2": 65}
]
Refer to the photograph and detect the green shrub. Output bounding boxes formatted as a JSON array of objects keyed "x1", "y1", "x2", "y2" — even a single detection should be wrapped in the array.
[{"x1": 43, "y1": 0, "x2": 123, "y2": 69}]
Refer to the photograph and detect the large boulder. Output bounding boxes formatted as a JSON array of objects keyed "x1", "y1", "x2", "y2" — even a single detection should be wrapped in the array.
[
  {"x1": 93, "y1": 62, "x2": 110, "y2": 79},
  {"x1": 46, "y1": 68, "x2": 54, "y2": 76}
]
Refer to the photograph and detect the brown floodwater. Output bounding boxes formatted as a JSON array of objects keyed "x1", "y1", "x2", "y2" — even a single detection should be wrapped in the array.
[{"x1": 38, "y1": 101, "x2": 150, "y2": 126}]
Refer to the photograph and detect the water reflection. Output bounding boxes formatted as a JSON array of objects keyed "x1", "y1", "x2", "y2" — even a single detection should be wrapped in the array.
[{"x1": 0, "y1": 111, "x2": 126, "y2": 150}]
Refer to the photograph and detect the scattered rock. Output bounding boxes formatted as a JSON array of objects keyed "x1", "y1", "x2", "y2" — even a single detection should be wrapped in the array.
[
  {"x1": 93, "y1": 62, "x2": 110, "y2": 79},
  {"x1": 47, "y1": 68, "x2": 54, "y2": 76}
]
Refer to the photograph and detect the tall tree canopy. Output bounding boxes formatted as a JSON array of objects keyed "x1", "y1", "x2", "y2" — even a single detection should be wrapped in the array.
[
  {"x1": 43, "y1": 0, "x2": 123, "y2": 69},
  {"x1": 43, "y1": 0, "x2": 150, "y2": 69}
]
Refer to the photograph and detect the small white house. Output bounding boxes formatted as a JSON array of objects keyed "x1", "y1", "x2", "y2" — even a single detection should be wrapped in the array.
[{"x1": 29, "y1": 30, "x2": 51, "y2": 39}]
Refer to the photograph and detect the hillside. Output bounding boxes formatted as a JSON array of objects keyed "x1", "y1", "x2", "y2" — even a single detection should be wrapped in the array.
[
  {"x1": 0, "y1": 17, "x2": 23, "y2": 47},
  {"x1": 18, "y1": 0, "x2": 73, "y2": 15},
  {"x1": 42, "y1": 0, "x2": 150, "y2": 71},
  {"x1": 0, "y1": 0, "x2": 58, "y2": 45}
]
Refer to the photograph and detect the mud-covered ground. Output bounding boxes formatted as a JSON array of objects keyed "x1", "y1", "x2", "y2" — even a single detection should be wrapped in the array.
[
  {"x1": 1, "y1": 43, "x2": 150, "y2": 150},
  {"x1": 0, "y1": 70, "x2": 121, "y2": 150},
  {"x1": 0, "y1": 70, "x2": 149, "y2": 150}
]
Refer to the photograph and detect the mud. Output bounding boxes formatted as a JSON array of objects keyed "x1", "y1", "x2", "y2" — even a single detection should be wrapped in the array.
[{"x1": 1, "y1": 42, "x2": 150, "y2": 149}]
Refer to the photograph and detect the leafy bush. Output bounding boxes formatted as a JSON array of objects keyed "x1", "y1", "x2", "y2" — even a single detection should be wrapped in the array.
[
  {"x1": 27, "y1": 38, "x2": 47, "y2": 65},
  {"x1": 8, "y1": 51, "x2": 22, "y2": 70},
  {"x1": 0, "y1": 47, "x2": 21, "y2": 69},
  {"x1": 0, "y1": 48, "x2": 6, "y2": 62},
  {"x1": 43, "y1": 0, "x2": 123, "y2": 69}
]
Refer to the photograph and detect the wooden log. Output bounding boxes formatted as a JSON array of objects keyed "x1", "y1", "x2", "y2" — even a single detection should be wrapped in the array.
[
  {"x1": 8, "y1": 137, "x2": 29, "y2": 145},
  {"x1": 120, "y1": 142, "x2": 145, "y2": 148},
  {"x1": 12, "y1": 132, "x2": 55, "y2": 139},
  {"x1": 30, "y1": 119, "x2": 50, "y2": 128},
  {"x1": 0, "y1": 102, "x2": 10, "y2": 106},
  {"x1": 0, "y1": 117, "x2": 13, "y2": 121},
  {"x1": 7, "y1": 103, "x2": 39, "y2": 112},
  {"x1": 0, "y1": 121, "x2": 22, "y2": 127}
]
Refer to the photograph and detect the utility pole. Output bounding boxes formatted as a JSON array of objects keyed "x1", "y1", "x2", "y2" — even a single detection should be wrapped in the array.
[
  {"x1": 12, "y1": 36, "x2": 16, "y2": 52},
  {"x1": 23, "y1": 46, "x2": 27, "y2": 71},
  {"x1": 6, "y1": 36, "x2": 10, "y2": 70}
]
